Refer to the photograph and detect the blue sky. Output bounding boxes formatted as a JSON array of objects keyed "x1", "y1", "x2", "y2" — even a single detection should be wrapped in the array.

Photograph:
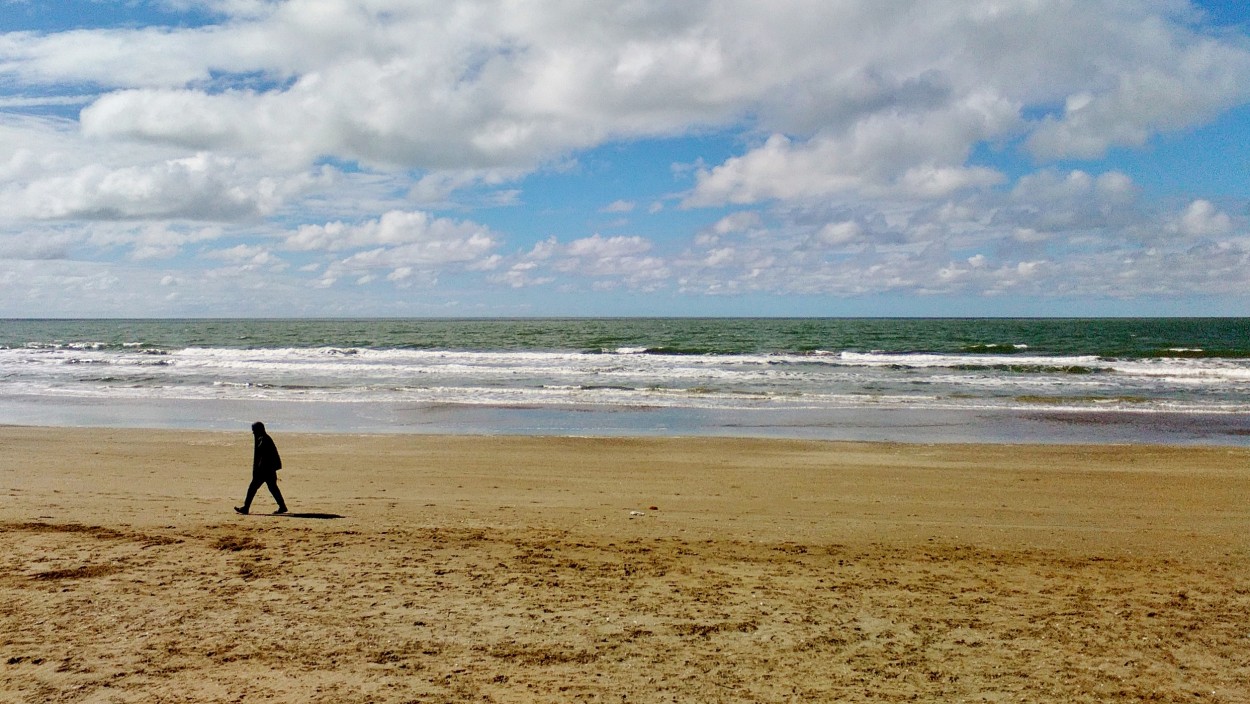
[{"x1": 1, "y1": 1, "x2": 1249, "y2": 317}]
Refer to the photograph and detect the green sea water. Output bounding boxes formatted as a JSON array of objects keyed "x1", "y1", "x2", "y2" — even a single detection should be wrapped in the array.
[
  {"x1": 2, "y1": 317, "x2": 1247, "y2": 357},
  {"x1": 2, "y1": 318, "x2": 1249, "y2": 443}
]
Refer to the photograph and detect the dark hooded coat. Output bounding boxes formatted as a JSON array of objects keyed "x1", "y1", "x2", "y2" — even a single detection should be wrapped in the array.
[{"x1": 253, "y1": 430, "x2": 282, "y2": 478}]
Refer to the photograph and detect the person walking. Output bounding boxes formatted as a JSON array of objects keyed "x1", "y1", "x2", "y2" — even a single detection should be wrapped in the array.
[{"x1": 235, "y1": 421, "x2": 288, "y2": 515}]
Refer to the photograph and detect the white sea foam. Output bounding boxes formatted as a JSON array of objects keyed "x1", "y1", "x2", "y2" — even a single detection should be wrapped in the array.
[
  {"x1": 836, "y1": 350, "x2": 1105, "y2": 369},
  {"x1": 2, "y1": 343, "x2": 1249, "y2": 415}
]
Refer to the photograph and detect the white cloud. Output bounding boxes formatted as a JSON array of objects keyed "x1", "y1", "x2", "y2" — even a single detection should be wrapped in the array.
[
  {"x1": 997, "y1": 169, "x2": 1143, "y2": 239},
  {"x1": 0, "y1": 220, "x2": 225, "y2": 262},
  {"x1": 81, "y1": 89, "x2": 257, "y2": 149},
  {"x1": 556, "y1": 235, "x2": 669, "y2": 289},
  {"x1": 0, "y1": 27, "x2": 218, "y2": 88},
  {"x1": 1010, "y1": 169, "x2": 1136, "y2": 206},
  {"x1": 713, "y1": 211, "x2": 761, "y2": 234},
  {"x1": 332, "y1": 234, "x2": 496, "y2": 269},
  {"x1": 0, "y1": 114, "x2": 151, "y2": 185},
  {"x1": 683, "y1": 100, "x2": 1011, "y2": 207},
  {"x1": 816, "y1": 221, "x2": 863, "y2": 246},
  {"x1": 296, "y1": 210, "x2": 500, "y2": 288},
  {"x1": 601, "y1": 199, "x2": 635, "y2": 214},
  {"x1": 0, "y1": 93, "x2": 94, "y2": 109},
  {"x1": 0, "y1": 257, "x2": 299, "y2": 317},
  {"x1": 492, "y1": 234, "x2": 670, "y2": 291},
  {"x1": 563, "y1": 234, "x2": 651, "y2": 260},
  {"x1": 406, "y1": 168, "x2": 526, "y2": 207},
  {"x1": 669, "y1": 156, "x2": 1245, "y2": 301},
  {"x1": 895, "y1": 165, "x2": 1005, "y2": 200},
  {"x1": 127, "y1": 223, "x2": 224, "y2": 260},
  {"x1": 12, "y1": 0, "x2": 1233, "y2": 178},
  {"x1": 490, "y1": 260, "x2": 554, "y2": 289},
  {"x1": 1174, "y1": 199, "x2": 1233, "y2": 237},
  {"x1": 1, "y1": 1, "x2": 1250, "y2": 313},
  {"x1": 203, "y1": 243, "x2": 281, "y2": 268},
  {"x1": 285, "y1": 210, "x2": 497, "y2": 258},
  {"x1": 1026, "y1": 30, "x2": 1250, "y2": 158},
  {"x1": 0, "y1": 152, "x2": 293, "y2": 221},
  {"x1": 0, "y1": 2, "x2": 1245, "y2": 183},
  {"x1": 0, "y1": 228, "x2": 76, "y2": 260},
  {"x1": 698, "y1": 211, "x2": 762, "y2": 245}
]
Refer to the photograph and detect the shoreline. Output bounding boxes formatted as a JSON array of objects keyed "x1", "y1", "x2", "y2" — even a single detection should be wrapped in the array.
[
  {"x1": 3, "y1": 426, "x2": 1249, "y2": 701},
  {"x1": 5, "y1": 394, "x2": 1250, "y2": 446}
]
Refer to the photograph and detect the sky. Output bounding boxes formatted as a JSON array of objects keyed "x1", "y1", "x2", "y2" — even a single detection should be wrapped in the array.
[{"x1": 2, "y1": 1, "x2": 1250, "y2": 318}]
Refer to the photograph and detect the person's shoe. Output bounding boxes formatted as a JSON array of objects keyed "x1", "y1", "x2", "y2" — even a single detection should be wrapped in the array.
[
  {"x1": 234, "y1": 506, "x2": 249, "y2": 515},
  {"x1": 274, "y1": 507, "x2": 289, "y2": 514}
]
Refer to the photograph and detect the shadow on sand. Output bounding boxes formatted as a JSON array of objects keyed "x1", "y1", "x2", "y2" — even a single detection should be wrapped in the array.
[{"x1": 274, "y1": 512, "x2": 344, "y2": 520}]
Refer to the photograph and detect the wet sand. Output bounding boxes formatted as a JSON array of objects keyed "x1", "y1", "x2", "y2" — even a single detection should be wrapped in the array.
[{"x1": 2, "y1": 426, "x2": 1249, "y2": 702}]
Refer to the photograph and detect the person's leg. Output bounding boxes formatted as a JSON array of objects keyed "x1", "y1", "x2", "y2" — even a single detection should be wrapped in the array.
[
  {"x1": 237, "y1": 477, "x2": 264, "y2": 513},
  {"x1": 266, "y1": 478, "x2": 287, "y2": 513}
]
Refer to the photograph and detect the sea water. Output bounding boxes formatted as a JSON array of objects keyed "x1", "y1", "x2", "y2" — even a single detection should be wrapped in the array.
[{"x1": 2, "y1": 318, "x2": 1249, "y2": 444}]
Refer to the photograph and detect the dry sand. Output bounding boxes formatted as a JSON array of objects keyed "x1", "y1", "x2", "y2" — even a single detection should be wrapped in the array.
[{"x1": 2, "y1": 425, "x2": 1249, "y2": 702}]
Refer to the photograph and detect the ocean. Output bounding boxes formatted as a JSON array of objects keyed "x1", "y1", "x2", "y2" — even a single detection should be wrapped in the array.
[{"x1": 2, "y1": 317, "x2": 1249, "y2": 445}]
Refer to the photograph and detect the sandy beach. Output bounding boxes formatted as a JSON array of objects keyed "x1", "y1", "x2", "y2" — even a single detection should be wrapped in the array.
[{"x1": 2, "y1": 425, "x2": 1248, "y2": 702}]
